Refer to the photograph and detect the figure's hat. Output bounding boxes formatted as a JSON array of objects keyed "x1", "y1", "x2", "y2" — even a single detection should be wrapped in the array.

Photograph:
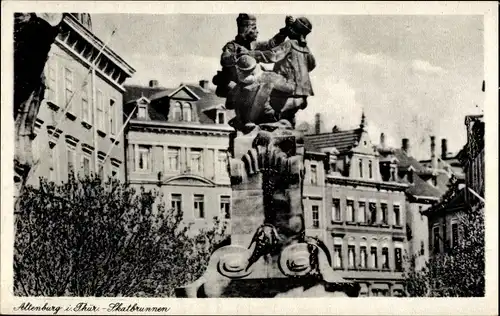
[
  {"x1": 236, "y1": 55, "x2": 257, "y2": 72},
  {"x1": 290, "y1": 16, "x2": 312, "y2": 36},
  {"x1": 236, "y1": 13, "x2": 257, "y2": 27}
]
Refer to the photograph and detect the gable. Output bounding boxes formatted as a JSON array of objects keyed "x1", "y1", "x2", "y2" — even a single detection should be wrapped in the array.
[
  {"x1": 169, "y1": 85, "x2": 200, "y2": 101},
  {"x1": 351, "y1": 132, "x2": 377, "y2": 155}
]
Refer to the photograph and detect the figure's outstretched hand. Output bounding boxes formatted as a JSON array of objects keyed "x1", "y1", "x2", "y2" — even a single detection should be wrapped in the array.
[{"x1": 285, "y1": 15, "x2": 295, "y2": 27}]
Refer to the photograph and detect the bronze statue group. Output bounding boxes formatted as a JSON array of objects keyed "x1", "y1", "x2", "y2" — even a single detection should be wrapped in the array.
[{"x1": 213, "y1": 13, "x2": 316, "y2": 132}]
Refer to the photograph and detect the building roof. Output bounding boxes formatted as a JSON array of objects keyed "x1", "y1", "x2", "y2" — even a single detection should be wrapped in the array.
[
  {"x1": 124, "y1": 82, "x2": 233, "y2": 125},
  {"x1": 392, "y1": 148, "x2": 426, "y2": 172},
  {"x1": 304, "y1": 128, "x2": 362, "y2": 153},
  {"x1": 407, "y1": 174, "x2": 443, "y2": 198},
  {"x1": 124, "y1": 84, "x2": 169, "y2": 103}
]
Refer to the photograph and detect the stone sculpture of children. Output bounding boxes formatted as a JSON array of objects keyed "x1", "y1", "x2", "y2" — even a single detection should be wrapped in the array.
[{"x1": 239, "y1": 16, "x2": 316, "y2": 127}]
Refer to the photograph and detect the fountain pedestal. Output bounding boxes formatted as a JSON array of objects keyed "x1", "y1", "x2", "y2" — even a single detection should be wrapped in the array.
[{"x1": 175, "y1": 125, "x2": 360, "y2": 298}]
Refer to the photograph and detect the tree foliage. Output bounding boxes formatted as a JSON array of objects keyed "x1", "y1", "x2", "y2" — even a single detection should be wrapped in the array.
[
  {"x1": 14, "y1": 175, "x2": 227, "y2": 297},
  {"x1": 403, "y1": 205, "x2": 485, "y2": 297}
]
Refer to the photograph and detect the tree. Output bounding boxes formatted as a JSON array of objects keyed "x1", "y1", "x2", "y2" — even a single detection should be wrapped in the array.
[
  {"x1": 403, "y1": 205, "x2": 485, "y2": 297},
  {"x1": 14, "y1": 175, "x2": 228, "y2": 297}
]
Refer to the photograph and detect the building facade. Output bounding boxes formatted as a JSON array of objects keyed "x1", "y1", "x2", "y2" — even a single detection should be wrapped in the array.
[
  {"x1": 123, "y1": 80, "x2": 235, "y2": 231},
  {"x1": 303, "y1": 114, "x2": 408, "y2": 297},
  {"x1": 28, "y1": 14, "x2": 135, "y2": 185},
  {"x1": 423, "y1": 114, "x2": 484, "y2": 257}
]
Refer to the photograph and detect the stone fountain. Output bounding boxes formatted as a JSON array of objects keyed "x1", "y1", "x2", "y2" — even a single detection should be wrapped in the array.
[{"x1": 175, "y1": 14, "x2": 359, "y2": 297}]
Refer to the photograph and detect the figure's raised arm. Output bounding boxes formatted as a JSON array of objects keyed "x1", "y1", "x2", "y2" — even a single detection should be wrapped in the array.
[
  {"x1": 244, "y1": 41, "x2": 292, "y2": 64},
  {"x1": 254, "y1": 15, "x2": 293, "y2": 50}
]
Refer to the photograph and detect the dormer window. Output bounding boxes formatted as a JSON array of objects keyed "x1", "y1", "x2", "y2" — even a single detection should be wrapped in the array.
[
  {"x1": 217, "y1": 111, "x2": 226, "y2": 124},
  {"x1": 183, "y1": 102, "x2": 192, "y2": 122},
  {"x1": 173, "y1": 102, "x2": 182, "y2": 121},
  {"x1": 391, "y1": 166, "x2": 397, "y2": 181},
  {"x1": 137, "y1": 103, "x2": 147, "y2": 119},
  {"x1": 408, "y1": 170, "x2": 414, "y2": 184},
  {"x1": 432, "y1": 176, "x2": 438, "y2": 187}
]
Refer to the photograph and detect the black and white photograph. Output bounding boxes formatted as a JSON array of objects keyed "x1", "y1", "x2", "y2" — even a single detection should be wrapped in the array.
[{"x1": 1, "y1": 1, "x2": 497, "y2": 315}]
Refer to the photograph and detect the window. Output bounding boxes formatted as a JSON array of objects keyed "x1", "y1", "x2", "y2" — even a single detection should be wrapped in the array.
[
  {"x1": 217, "y1": 150, "x2": 227, "y2": 175},
  {"x1": 171, "y1": 194, "x2": 182, "y2": 213},
  {"x1": 420, "y1": 240, "x2": 425, "y2": 256},
  {"x1": 220, "y1": 196, "x2": 231, "y2": 219},
  {"x1": 360, "y1": 246, "x2": 367, "y2": 268},
  {"x1": 96, "y1": 90, "x2": 105, "y2": 131},
  {"x1": 217, "y1": 111, "x2": 225, "y2": 124},
  {"x1": 183, "y1": 102, "x2": 192, "y2": 122},
  {"x1": 45, "y1": 60, "x2": 57, "y2": 102},
  {"x1": 136, "y1": 145, "x2": 151, "y2": 171},
  {"x1": 173, "y1": 102, "x2": 182, "y2": 121},
  {"x1": 432, "y1": 176, "x2": 438, "y2": 187},
  {"x1": 310, "y1": 164, "x2": 318, "y2": 185},
  {"x1": 391, "y1": 167, "x2": 396, "y2": 181},
  {"x1": 81, "y1": 155, "x2": 91, "y2": 176},
  {"x1": 312, "y1": 205, "x2": 319, "y2": 228},
  {"x1": 64, "y1": 68, "x2": 73, "y2": 105},
  {"x1": 49, "y1": 145, "x2": 58, "y2": 182},
  {"x1": 451, "y1": 222, "x2": 459, "y2": 248},
  {"x1": 333, "y1": 245, "x2": 342, "y2": 269},
  {"x1": 346, "y1": 200, "x2": 355, "y2": 222},
  {"x1": 81, "y1": 85, "x2": 90, "y2": 122},
  {"x1": 190, "y1": 149, "x2": 203, "y2": 174},
  {"x1": 138, "y1": 104, "x2": 147, "y2": 118},
  {"x1": 332, "y1": 198, "x2": 341, "y2": 221},
  {"x1": 394, "y1": 205, "x2": 401, "y2": 226},
  {"x1": 433, "y1": 226, "x2": 440, "y2": 254},
  {"x1": 370, "y1": 247, "x2": 378, "y2": 269},
  {"x1": 167, "y1": 147, "x2": 180, "y2": 171},
  {"x1": 109, "y1": 99, "x2": 116, "y2": 135},
  {"x1": 408, "y1": 170, "x2": 414, "y2": 183},
  {"x1": 419, "y1": 205, "x2": 424, "y2": 221},
  {"x1": 358, "y1": 201, "x2": 366, "y2": 223},
  {"x1": 368, "y1": 160, "x2": 373, "y2": 178},
  {"x1": 381, "y1": 203, "x2": 388, "y2": 224},
  {"x1": 66, "y1": 146, "x2": 76, "y2": 176},
  {"x1": 194, "y1": 195, "x2": 205, "y2": 218},
  {"x1": 395, "y1": 248, "x2": 403, "y2": 271},
  {"x1": 348, "y1": 245, "x2": 356, "y2": 269},
  {"x1": 369, "y1": 202, "x2": 377, "y2": 224},
  {"x1": 382, "y1": 247, "x2": 389, "y2": 269},
  {"x1": 359, "y1": 159, "x2": 363, "y2": 178},
  {"x1": 98, "y1": 163, "x2": 105, "y2": 180}
]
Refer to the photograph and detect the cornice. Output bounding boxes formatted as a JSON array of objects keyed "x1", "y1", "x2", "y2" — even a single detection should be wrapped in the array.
[
  {"x1": 326, "y1": 175, "x2": 408, "y2": 191},
  {"x1": 128, "y1": 120, "x2": 234, "y2": 137}
]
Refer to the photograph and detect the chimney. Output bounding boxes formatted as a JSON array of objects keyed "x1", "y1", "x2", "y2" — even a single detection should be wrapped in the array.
[
  {"x1": 314, "y1": 113, "x2": 321, "y2": 134},
  {"x1": 380, "y1": 133, "x2": 386, "y2": 148},
  {"x1": 149, "y1": 80, "x2": 159, "y2": 88},
  {"x1": 402, "y1": 138, "x2": 410, "y2": 155},
  {"x1": 430, "y1": 136, "x2": 437, "y2": 169},
  {"x1": 199, "y1": 79, "x2": 209, "y2": 90},
  {"x1": 441, "y1": 138, "x2": 448, "y2": 160}
]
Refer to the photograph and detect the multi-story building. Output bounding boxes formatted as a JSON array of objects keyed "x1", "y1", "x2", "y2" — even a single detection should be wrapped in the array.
[
  {"x1": 377, "y1": 136, "x2": 443, "y2": 270},
  {"x1": 123, "y1": 80, "x2": 235, "y2": 231},
  {"x1": 303, "y1": 113, "x2": 409, "y2": 297},
  {"x1": 423, "y1": 114, "x2": 484, "y2": 256},
  {"x1": 28, "y1": 13, "x2": 135, "y2": 185}
]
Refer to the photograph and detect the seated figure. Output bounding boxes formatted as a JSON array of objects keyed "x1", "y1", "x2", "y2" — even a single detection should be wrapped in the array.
[{"x1": 225, "y1": 55, "x2": 295, "y2": 133}]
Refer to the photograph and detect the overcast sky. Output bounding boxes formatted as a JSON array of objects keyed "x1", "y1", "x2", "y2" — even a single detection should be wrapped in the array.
[{"x1": 91, "y1": 14, "x2": 483, "y2": 160}]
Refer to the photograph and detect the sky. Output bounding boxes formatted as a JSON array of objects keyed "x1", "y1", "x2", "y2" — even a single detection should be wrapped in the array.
[{"x1": 91, "y1": 14, "x2": 484, "y2": 160}]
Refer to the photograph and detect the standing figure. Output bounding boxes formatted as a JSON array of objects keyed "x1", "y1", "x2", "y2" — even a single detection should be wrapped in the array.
[
  {"x1": 213, "y1": 14, "x2": 294, "y2": 98},
  {"x1": 240, "y1": 17, "x2": 316, "y2": 127}
]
